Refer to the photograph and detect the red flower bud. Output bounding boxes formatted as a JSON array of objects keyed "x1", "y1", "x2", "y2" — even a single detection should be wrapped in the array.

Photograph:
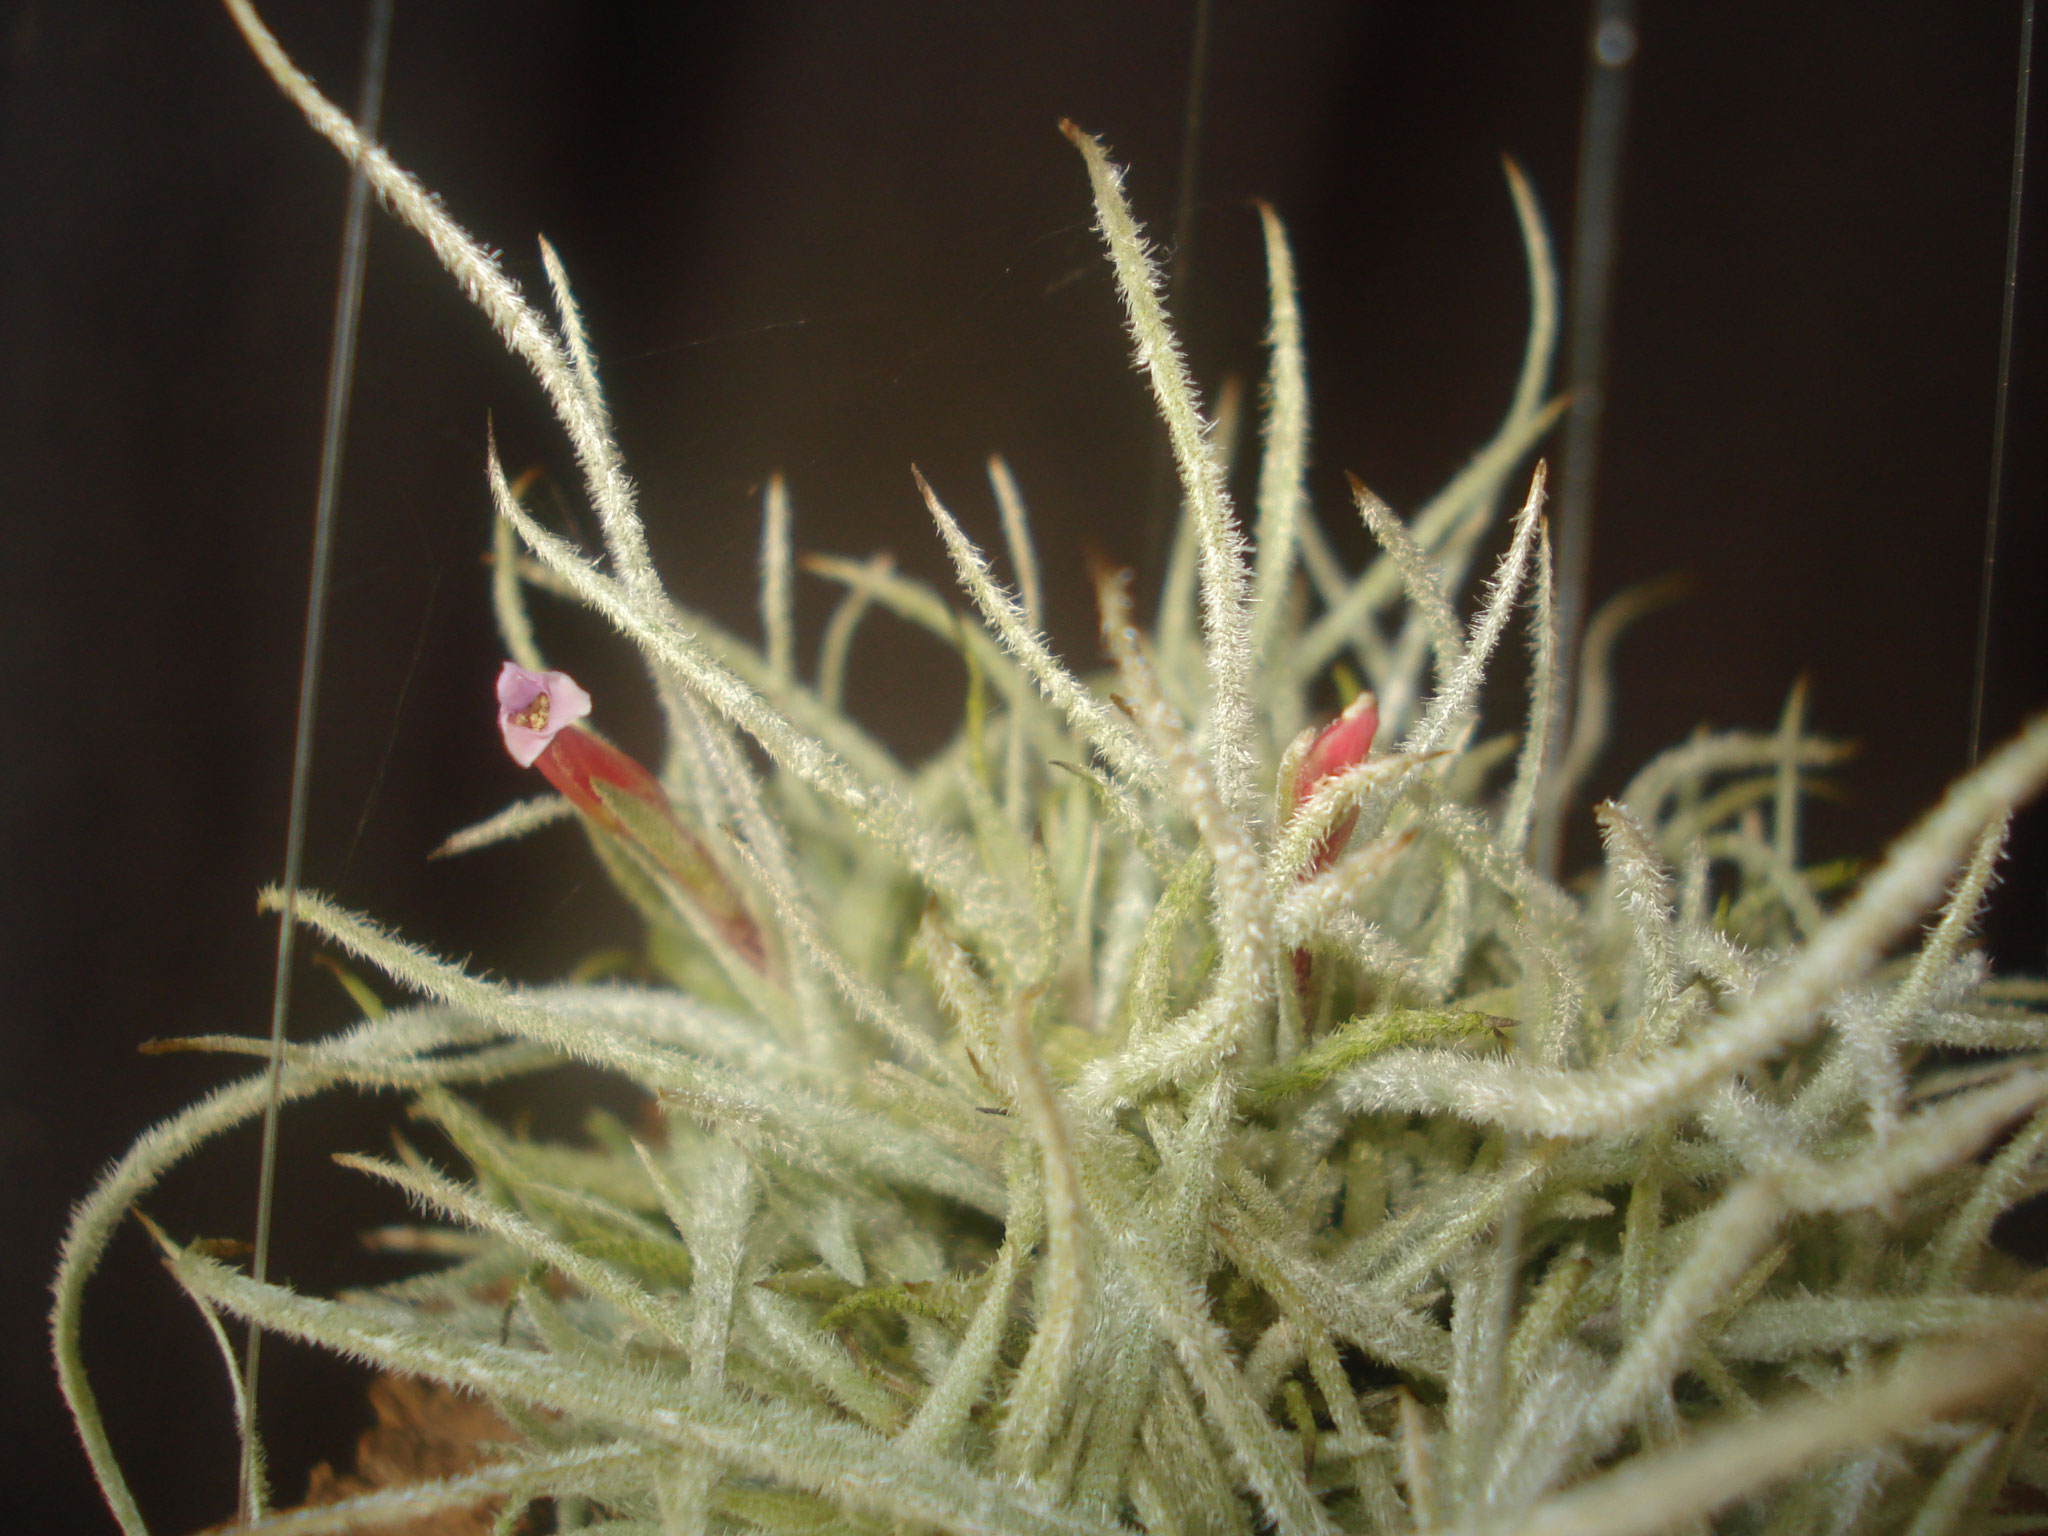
[
  {"x1": 497, "y1": 663, "x2": 768, "y2": 973},
  {"x1": 1290, "y1": 691, "x2": 1379, "y2": 874},
  {"x1": 1286, "y1": 690, "x2": 1379, "y2": 1001}
]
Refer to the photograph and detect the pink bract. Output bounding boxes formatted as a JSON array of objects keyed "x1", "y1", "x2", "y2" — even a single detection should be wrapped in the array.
[
  {"x1": 1293, "y1": 691, "x2": 1379, "y2": 811},
  {"x1": 496, "y1": 662, "x2": 592, "y2": 768},
  {"x1": 1292, "y1": 690, "x2": 1379, "y2": 874}
]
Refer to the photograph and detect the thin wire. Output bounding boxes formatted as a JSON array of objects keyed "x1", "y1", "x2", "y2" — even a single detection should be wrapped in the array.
[
  {"x1": 1536, "y1": 0, "x2": 1640, "y2": 880},
  {"x1": 1968, "y1": 0, "x2": 2035, "y2": 770},
  {"x1": 1169, "y1": 0, "x2": 1214, "y2": 304},
  {"x1": 1144, "y1": 0, "x2": 1217, "y2": 583},
  {"x1": 239, "y1": 0, "x2": 395, "y2": 1518},
  {"x1": 340, "y1": 564, "x2": 442, "y2": 884}
]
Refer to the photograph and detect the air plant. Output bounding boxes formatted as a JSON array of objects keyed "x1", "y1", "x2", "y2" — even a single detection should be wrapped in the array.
[{"x1": 53, "y1": 4, "x2": 2048, "y2": 1535}]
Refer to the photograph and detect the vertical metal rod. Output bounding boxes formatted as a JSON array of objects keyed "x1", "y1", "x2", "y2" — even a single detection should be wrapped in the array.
[
  {"x1": 1968, "y1": 0, "x2": 2034, "y2": 771},
  {"x1": 239, "y1": 0, "x2": 395, "y2": 1517},
  {"x1": 1536, "y1": 0, "x2": 1640, "y2": 880}
]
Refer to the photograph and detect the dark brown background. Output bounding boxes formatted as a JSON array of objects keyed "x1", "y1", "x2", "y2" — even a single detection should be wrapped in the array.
[{"x1": 5, "y1": 1, "x2": 2043, "y2": 1529}]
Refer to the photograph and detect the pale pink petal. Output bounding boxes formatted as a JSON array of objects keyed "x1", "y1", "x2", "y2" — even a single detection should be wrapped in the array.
[{"x1": 496, "y1": 661, "x2": 592, "y2": 768}]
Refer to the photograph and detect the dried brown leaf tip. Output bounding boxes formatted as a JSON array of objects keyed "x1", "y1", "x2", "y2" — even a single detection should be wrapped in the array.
[{"x1": 298, "y1": 1374, "x2": 523, "y2": 1536}]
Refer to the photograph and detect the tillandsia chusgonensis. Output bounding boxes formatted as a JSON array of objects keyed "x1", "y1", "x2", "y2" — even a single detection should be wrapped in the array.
[{"x1": 53, "y1": 4, "x2": 2048, "y2": 1534}]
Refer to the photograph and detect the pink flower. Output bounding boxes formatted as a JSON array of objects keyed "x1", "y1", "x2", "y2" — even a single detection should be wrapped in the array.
[{"x1": 497, "y1": 663, "x2": 592, "y2": 768}]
